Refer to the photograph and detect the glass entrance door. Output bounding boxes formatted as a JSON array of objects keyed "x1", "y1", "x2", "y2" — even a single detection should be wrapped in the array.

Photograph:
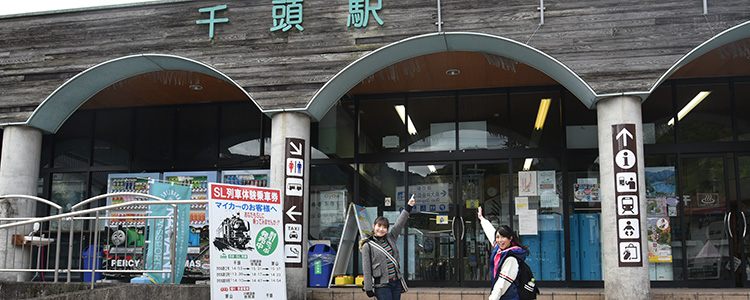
[
  {"x1": 680, "y1": 155, "x2": 735, "y2": 286},
  {"x1": 736, "y1": 155, "x2": 750, "y2": 286},
  {"x1": 407, "y1": 162, "x2": 457, "y2": 283},
  {"x1": 458, "y1": 161, "x2": 510, "y2": 284}
]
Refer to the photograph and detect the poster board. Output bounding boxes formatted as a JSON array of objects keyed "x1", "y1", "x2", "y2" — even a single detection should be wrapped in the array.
[
  {"x1": 208, "y1": 183, "x2": 286, "y2": 299},
  {"x1": 328, "y1": 203, "x2": 372, "y2": 287}
]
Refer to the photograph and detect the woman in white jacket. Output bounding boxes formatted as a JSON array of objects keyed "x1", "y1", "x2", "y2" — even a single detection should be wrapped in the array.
[{"x1": 478, "y1": 206, "x2": 530, "y2": 300}]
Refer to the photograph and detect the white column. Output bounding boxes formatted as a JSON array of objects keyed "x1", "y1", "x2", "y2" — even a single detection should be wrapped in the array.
[
  {"x1": 0, "y1": 125, "x2": 43, "y2": 282},
  {"x1": 596, "y1": 96, "x2": 650, "y2": 300},
  {"x1": 271, "y1": 112, "x2": 311, "y2": 300}
]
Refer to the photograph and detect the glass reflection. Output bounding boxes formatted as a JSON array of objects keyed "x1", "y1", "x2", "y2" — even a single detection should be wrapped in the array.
[{"x1": 408, "y1": 163, "x2": 455, "y2": 281}]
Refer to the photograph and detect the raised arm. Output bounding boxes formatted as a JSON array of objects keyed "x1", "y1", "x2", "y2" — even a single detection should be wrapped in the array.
[
  {"x1": 478, "y1": 206, "x2": 496, "y2": 244},
  {"x1": 390, "y1": 195, "x2": 415, "y2": 239}
]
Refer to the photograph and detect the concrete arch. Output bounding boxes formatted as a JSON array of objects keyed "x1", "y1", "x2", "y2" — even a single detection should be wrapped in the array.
[
  {"x1": 651, "y1": 20, "x2": 750, "y2": 96},
  {"x1": 299, "y1": 32, "x2": 598, "y2": 121},
  {"x1": 22, "y1": 54, "x2": 256, "y2": 134}
]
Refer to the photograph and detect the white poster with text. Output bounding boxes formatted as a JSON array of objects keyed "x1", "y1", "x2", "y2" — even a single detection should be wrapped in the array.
[{"x1": 209, "y1": 183, "x2": 286, "y2": 300}]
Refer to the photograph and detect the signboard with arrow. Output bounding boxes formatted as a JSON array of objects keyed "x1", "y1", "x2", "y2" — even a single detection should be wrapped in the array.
[
  {"x1": 283, "y1": 137, "x2": 306, "y2": 268},
  {"x1": 612, "y1": 124, "x2": 643, "y2": 267}
]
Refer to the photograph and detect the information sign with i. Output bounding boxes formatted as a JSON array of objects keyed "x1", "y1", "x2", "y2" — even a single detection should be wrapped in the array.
[{"x1": 612, "y1": 124, "x2": 643, "y2": 267}]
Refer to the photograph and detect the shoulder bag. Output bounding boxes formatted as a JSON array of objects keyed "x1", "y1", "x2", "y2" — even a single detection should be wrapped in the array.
[{"x1": 367, "y1": 240, "x2": 408, "y2": 293}]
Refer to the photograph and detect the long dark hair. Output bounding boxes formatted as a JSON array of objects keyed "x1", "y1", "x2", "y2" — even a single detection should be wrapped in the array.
[{"x1": 495, "y1": 225, "x2": 529, "y2": 252}]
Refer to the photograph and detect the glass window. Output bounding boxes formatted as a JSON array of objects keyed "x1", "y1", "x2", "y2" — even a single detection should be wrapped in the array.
[
  {"x1": 681, "y1": 156, "x2": 729, "y2": 281},
  {"x1": 463, "y1": 161, "x2": 510, "y2": 282},
  {"x1": 408, "y1": 162, "x2": 455, "y2": 281},
  {"x1": 458, "y1": 93, "x2": 509, "y2": 150},
  {"x1": 735, "y1": 82, "x2": 750, "y2": 141},
  {"x1": 738, "y1": 155, "x2": 750, "y2": 281},
  {"x1": 566, "y1": 154, "x2": 602, "y2": 281},
  {"x1": 41, "y1": 135, "x2": 52, "y2": 169},
  {"x1": 93, "y1": 109, "x2": 131, "y2": 166},
  {"x1": 359, "y1": 97, "x2": 406, "y2": 154},
  {"x1": 512, "y1": 157, "x2": 565, "y2": 281},
  {"x1": 358, "y1": 162, "x2": 405, "y2": 208},
  {"x1": 642, "y1": 85, "x2": 675, "y2": 144},
  {"x1": 176, "y1": 105, "x2": 217, "y2": 161},
  {"x1": 509, "y1": 91, "x2": 562, "y2": 148},
  {"x1": 50, "y1": 172, "x2": 87, "y2": 230},
  {"x1": 675, "y1": 83, "x2": 732, "y2": 143},
  {"x1": 644, "y1": 154, "x2": 678, "y2": 281},
  {"x1": 568, "y1": 154, "x2": 601, "y2": 214},
  {"x1": 220, "y1": 102, "x2": 262, "y2": 159},
  {"x1": 54, "y1": 111, "x2": 93, "y2": 168},
  {"x1": 133, "y1": 107, "x2": 174, "y2": 163},
  {"x1": 262, "y1": 115, "x2": 271, "y2": 156},
  {"x1": 316, "y1": 100, "x2": 355, "y2": 158},
  {"x1": 408, "y1": 95, "x2": 456, "y2": 152},
  {"x1": 309, "y1": 164, "x2": 355, "y2": 261},
  {"x1": 681, "y1": 157, "x2": 730, "y2": 279},
  {"x1": 565, "y1": 91, "x2": 598, "y2": 149}
]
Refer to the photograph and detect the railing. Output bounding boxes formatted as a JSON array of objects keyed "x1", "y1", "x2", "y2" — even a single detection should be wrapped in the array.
[{"x1": 0, "y1": 193, "x2": 208, "y2": 287}]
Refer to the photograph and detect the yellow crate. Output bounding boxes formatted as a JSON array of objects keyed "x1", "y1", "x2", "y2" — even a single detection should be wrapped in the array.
[
  {"x1": 355, "y1": 275, "x2": 364, "y2": 286},
  {"x1": 335, "y1": 275, "x2": 354, "y2": 285}
]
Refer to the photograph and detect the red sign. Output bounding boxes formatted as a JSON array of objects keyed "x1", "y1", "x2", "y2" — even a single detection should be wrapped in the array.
[{"x1": 210, "y1": 183, "x2": 281, "y2": 204}]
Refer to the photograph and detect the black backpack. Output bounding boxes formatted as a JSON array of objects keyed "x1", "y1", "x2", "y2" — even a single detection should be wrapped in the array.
[{"x1": 507, "y1": 252, "x2": 540, "y2": 300}]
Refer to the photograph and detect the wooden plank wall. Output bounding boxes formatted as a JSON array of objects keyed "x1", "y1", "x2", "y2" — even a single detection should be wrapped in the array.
[{"x1": 0, "y1": 0, "x2": 749, "y2": 124}]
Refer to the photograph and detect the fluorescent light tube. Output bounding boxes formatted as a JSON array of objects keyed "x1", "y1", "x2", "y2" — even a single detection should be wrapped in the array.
[
  {"x1": 534, "y1": 99, "x2": 551, "y2": 130},
  {"x1": 523, "y1": 158, "x2": 533, "y2": 171},
  {"x1": 394, "y1": 105, "x2": 418, "y2": 135},
  {"x1": 668, "y1": 91, "x2": 711, "y2": 126}
]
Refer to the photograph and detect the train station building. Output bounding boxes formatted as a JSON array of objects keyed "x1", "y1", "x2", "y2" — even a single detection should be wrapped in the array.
[{"x1": 1, "y1": 1, "x2": 750, "y2": 299}]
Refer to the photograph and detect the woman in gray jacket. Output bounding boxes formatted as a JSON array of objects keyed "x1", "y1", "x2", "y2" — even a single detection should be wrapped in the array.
[{"x1": 359, "y1": 195, "x2": 416, "y2": 300}]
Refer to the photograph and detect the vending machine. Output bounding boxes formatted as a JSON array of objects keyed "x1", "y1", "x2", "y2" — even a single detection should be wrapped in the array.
[
  {"x1": 220, "y1": 170, "x2": 270, "y2": 187},
  {"x1": 103, "y1": 172, "x2": 160, "y2": 278},
  {"x1": 163, "y1": 171, "x2": 218, "y2": 278}
]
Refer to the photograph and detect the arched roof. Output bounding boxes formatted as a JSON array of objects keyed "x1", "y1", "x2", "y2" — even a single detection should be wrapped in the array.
[
  {"x1": 649, "y1": 20, "x2": 750, "y2": 95},
  {"x1": 296, "y1": 32, "x2": 597, "y2": 121},
  {"x1": 22, "y1": 54, "x2": 255, "y2": 133}
]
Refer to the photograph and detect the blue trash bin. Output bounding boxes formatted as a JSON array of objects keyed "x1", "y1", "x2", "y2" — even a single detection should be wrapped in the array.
[
  {"x1": 308, "y1": 244, "x2": 336, "y2": 287},
  {"x1": 81, "y1": 245, "x2": 103, "y2": 282}
]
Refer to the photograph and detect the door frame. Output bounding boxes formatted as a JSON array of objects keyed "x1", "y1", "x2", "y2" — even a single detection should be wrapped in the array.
[
  {"x1": 456, "y1": 159, "x2": 512, "y2": 287},
  {"x1": 674, "y1": 153, "x2": 738, "y2": 287},
  {"x1": 403, "y1": 161, "x2": 460, "y2": 287}
]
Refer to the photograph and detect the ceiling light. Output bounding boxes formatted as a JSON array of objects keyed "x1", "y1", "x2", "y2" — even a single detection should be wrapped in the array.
[
  {"x1": 394, "y1": 105, "x2": 418, "y2": 135},
  {"x1": 446, "y1": 69, "x2": 460, "y2": 76},
  {"x1": 534, "y1": 98, "x2": 551, "y2": 130},
  {"x1": 189, "y1": 84, "x2": 203, "y2": 90},
  {"x1": 523, "y1": 158, "x2": 533, "y2": 171},
  {"x1": 668, "y1": 91, "x2": 711, "y2": 126}
]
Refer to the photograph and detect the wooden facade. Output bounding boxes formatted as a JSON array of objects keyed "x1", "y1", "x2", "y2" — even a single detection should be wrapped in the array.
[{"x1": 0, "y1": 0, "x2": 749, "y2": 124}]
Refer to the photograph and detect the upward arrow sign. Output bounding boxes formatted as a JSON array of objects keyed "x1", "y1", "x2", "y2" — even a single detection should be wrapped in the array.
[{"x1": 616, "y1": 128, "x2": 634, "y2": 147}]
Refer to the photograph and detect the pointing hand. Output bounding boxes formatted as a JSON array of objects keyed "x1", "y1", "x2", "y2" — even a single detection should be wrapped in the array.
[{"x1": 408, "y1": 194, "x2": 416, "y2": 206}]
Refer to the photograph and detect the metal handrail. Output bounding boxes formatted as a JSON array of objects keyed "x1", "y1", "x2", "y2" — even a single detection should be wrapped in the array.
[
  {"x1": 0, "y1": 195, "x2": 62, "y2": 210},
  {"x1": 0, "y1": 194, "x2": 63, "y2": 282},
  {"x1": 0, "y1": 193, "x2": 208, "y2": 286},
  {"x1": 70, "y1": 192, "x2": 178, "y2": 286},
  {"x1": 71, "y1": 192, "x2": 175, "y2": 210},
  {"x1": 0, "y1": 199, "x2": 207, "y2": 230}
]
